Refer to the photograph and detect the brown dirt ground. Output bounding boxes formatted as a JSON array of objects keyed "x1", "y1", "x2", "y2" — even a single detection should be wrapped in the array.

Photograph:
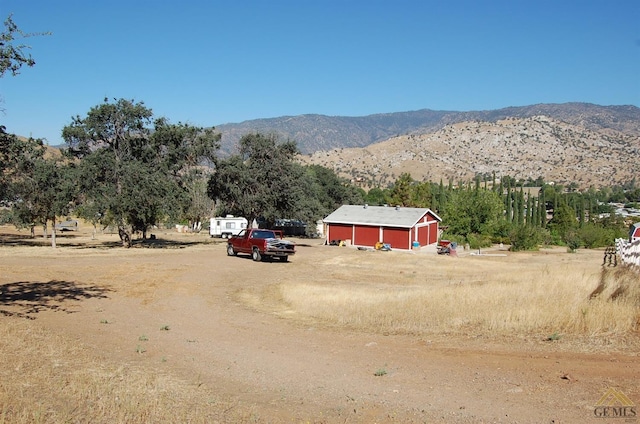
[{"x1": 1, "y1": 225, "x2": 638, "y2": 424}]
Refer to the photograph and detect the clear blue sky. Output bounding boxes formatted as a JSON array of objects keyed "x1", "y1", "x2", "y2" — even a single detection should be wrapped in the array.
[{"x1": 2, "y1": 0, "x2": 639, "y2": 145}]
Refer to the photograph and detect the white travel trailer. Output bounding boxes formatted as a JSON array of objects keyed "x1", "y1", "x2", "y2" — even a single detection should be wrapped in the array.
[{"x1": 209, "y1": 215, "x2": 248, "y2": 238}]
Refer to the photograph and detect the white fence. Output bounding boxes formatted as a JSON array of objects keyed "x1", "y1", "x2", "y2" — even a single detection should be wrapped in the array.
[{"x1": 615, "y1": 238, "x2": 640, "y2": 267}]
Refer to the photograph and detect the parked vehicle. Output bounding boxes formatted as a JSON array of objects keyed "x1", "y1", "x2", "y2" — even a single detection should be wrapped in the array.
[
  {"x1": 55, "y1": 220, "x2": 79, "y2": 231},
  {"x1": 210, "y1": 215, "x2": 248, "y2": 239},
  {"x1": 437, "y1": 240, "x2": 451, "y2": 255},
  {"x1": 271, "y1": 219, "x2": 307, "y2": 236},
  {"x1": 227, "y1": 228, "x2": 296, "y2": 262}
]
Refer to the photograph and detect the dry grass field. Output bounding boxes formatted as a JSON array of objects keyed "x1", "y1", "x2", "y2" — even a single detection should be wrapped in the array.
[{"x1": 0, "y1": 224, "x2": 638, "y2": 423}]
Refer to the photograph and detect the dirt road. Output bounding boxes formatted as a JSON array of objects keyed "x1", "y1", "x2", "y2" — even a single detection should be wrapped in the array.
[{"x1": 1, "y1": 231, "x2": 638, "y2": 423}]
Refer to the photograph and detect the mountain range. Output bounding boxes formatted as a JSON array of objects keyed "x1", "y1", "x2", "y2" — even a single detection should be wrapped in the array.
[{"x1": 216, "y1": 103, "x2": 640, "y2": 188}]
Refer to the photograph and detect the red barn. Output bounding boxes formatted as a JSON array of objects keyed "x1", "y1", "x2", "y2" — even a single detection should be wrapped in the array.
[
  {"x1": 631, "y1": 222, "x2": 640, "y2": 243},
  {"x1": 323, "y1": 205, "x2": 442, "y2": 250}
]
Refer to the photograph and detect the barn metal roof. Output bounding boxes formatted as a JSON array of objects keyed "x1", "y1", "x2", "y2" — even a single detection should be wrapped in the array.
[{"x1": 323, "y1": 205, "x2": 442, "y2": 228}]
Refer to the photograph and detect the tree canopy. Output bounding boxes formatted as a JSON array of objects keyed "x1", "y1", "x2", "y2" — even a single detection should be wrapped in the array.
[
  {"x1": 1, "y1": 14, "x2": 49, "y2": 78},
  {"x1": 0, "y1": 126, "x2": 20, "y2": 201},
  {"x1": 442, "y1": 188, "x2": 504, "y2": 239},
  {"x1": 208, "y1": 133, "x2": 300, "y2": 226},
  {"x1": 208, "y1": 133, "x2": 362, "y2": 232},
  {"x1": 62, "y1": 98, "x2": 220, "y2": 246},
  {"x1": 0, "y1": 129, "x2": 77, "y2": 246}
]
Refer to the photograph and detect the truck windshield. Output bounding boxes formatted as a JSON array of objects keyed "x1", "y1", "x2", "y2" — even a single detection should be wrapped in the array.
[{"x1": 251, "y1": 230, "x2": 277, "y2": 239}]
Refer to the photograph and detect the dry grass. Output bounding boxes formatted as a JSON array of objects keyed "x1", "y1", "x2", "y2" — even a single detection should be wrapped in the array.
[
  {"x1": 262, "y1": 248, "x2": 640, "y2": 348},
  {"x1": 0, "y1": 229, "x2": 255, "y2": 423},
  {"x1": 1, "y1": 226, "x2": 639, "y2": 422},
  {"x1": 0, "y1": 318, "x2": 253, "y2": 424}
]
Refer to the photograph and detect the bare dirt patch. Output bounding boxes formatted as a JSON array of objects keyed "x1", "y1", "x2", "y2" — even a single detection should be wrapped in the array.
[{"x1": 1, "y1": 225, "x2": 638, "y2": 423}]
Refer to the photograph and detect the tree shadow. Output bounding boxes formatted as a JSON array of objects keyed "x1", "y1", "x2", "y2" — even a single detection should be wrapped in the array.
[
  {"x1": 0, "y1": 232, "x2": 97, "y2": 247},
  {"x1": 128, "y1": 237, "x2": 207, "y2": 249},
  {"x1": 0, "y1": 280, "x2": 110, "y2": 319},
  {"x1": 70, "y1": 237, "x2": 209, "y2": 249},
  {"x1": 0, "y1": 232, "x2": 213, "y2": 249},
  {"x1": 0, "y1": 233, "x2": 49, "y2": 247}
]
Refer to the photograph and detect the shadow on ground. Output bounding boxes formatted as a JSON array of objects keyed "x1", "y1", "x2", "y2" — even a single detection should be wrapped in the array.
[
  {"x1": 0, "y1": 280, "x2": 111, "y2": 319},
  {"x1": 128, "y1": 237, "x2": 212, "y2": 249},
  {"x1": 0, "y1": 232, "x2": 215, "y2": 249}
]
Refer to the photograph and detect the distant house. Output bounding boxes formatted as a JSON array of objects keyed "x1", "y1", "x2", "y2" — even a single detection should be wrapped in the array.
[
  {"x1": 630, "y1": 222, "x2": 640, "y2": 243},
  {"x1": 323, "y1": 205, "x2": 441, "y2": 250}
]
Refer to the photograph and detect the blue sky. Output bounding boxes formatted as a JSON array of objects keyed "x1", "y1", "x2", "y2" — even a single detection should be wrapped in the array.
[{"x1": 2, "y1": 0, "x2": 639, "y2": 145}]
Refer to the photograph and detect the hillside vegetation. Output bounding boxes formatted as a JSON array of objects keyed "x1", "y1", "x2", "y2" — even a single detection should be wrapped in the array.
[{"x1": 299, "y1": 115, "x2": 639, "y2": 188}]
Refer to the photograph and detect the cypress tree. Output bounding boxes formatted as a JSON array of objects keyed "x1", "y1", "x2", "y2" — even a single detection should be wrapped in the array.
[
  {"x1": 517, "y1": 185, "x2": 525, "y2": 225},
  {"x1": 539, "y1": 188, "x2": 547, "y2": 228},
  {"x1": 578, "y1": 197, "x2": 585, "y2": 227},
  {"x1": 438, "y1": 178, "x2": 446, "y2": 211},
  {"x1": 505, "y1": 179, "x2": 512, "y2": 222}
]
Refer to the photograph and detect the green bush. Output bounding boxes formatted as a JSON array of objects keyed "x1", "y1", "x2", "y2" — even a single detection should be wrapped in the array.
[
  {"x1": 509, "y1": 225, "x2": 545, "y2": 251},
  {"x1": 466, "y1": 233, "x2": 493, "y2": 249},
  {"x1": 578, "y1": 223, "x2": 613, "y2": 248},
  {"x1": 548, "y1": 229, "x2": 565, "y2": 247},
  {"x1": 491, "y1": 220, "x2": 514, "y2": 244},
  {"x1": 563, "y1": 230, "x2": 582, "y2": 253},
  {"x1": 0, "y1": 209, "x2": 11, "y2": 225}
]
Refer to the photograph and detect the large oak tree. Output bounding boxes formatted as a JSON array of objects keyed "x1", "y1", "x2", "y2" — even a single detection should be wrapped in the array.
[{"x1": 62, "y1": 98, "x2": 220, "y2": 247}]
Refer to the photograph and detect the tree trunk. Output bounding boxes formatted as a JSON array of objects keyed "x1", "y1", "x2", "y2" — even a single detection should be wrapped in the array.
[
  {"x1": 118, "y1": 226, "x2": 131, "y2": 248},
  {"x1": 51, "y1": 226, "x2": 57, "y2": 248}
]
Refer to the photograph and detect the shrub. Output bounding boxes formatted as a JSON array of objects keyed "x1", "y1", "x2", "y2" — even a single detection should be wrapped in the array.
[
  {"x1": 579, "y1": 223, "x2": 613, "y2": 248},
  {"x1": 466, "y1": 233, "x2": 492, "y2": 249},
  {"x1": 564, "y1": 230, "x2": 582, "y2": 253},
  {"x1": 509, "y1": 225, "x2": 545, "y2": 251},
  {"x1": 491, "y1": 220, "x2": 514, "y2": 244}
]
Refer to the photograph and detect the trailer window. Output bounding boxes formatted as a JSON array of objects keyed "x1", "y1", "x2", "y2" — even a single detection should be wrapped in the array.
[{"x1": 226, "y1": 222, "x2": 236, "y2": 229}]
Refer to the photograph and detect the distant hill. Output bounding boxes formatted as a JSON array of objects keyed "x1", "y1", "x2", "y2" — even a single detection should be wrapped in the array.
[
  {"x1": 298, "y1": 115, "x2": 639, "y2": 189},
  {"x1": 216, "y1": 102, "x2": 640, "y2": 189},
  {"x1": 216, "y1": 103, "x2": 640, "y2": 155}
]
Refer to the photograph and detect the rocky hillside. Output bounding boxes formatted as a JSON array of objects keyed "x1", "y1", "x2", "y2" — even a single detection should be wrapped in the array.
[
  {"x1": 216, "y1": 103, "x2": 640, "y2": 155},
  {"x1": 298, "y1": 115, "x2": 640, "y2": 189}
]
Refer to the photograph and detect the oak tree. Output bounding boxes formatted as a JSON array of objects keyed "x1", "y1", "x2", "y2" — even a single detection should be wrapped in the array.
[{"x1": 63, "y1": 98, "x2": 220, "y2": 246}]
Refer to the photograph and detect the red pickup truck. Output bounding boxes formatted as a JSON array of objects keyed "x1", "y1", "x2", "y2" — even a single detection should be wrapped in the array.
[{"x1": 226, "y1": 228, "x2": 296, "y2": 262}]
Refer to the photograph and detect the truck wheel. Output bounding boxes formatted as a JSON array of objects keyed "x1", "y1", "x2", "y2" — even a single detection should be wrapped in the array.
[
  {"x1": 252, "y1": 248, "x2": 262, "y2": 262},
  {"x1": 279, "y1": 255, "x2": 289, "y2": 262},
  {"x1": 227, "y1": 244, "x2": 237, "y2": 256}
]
